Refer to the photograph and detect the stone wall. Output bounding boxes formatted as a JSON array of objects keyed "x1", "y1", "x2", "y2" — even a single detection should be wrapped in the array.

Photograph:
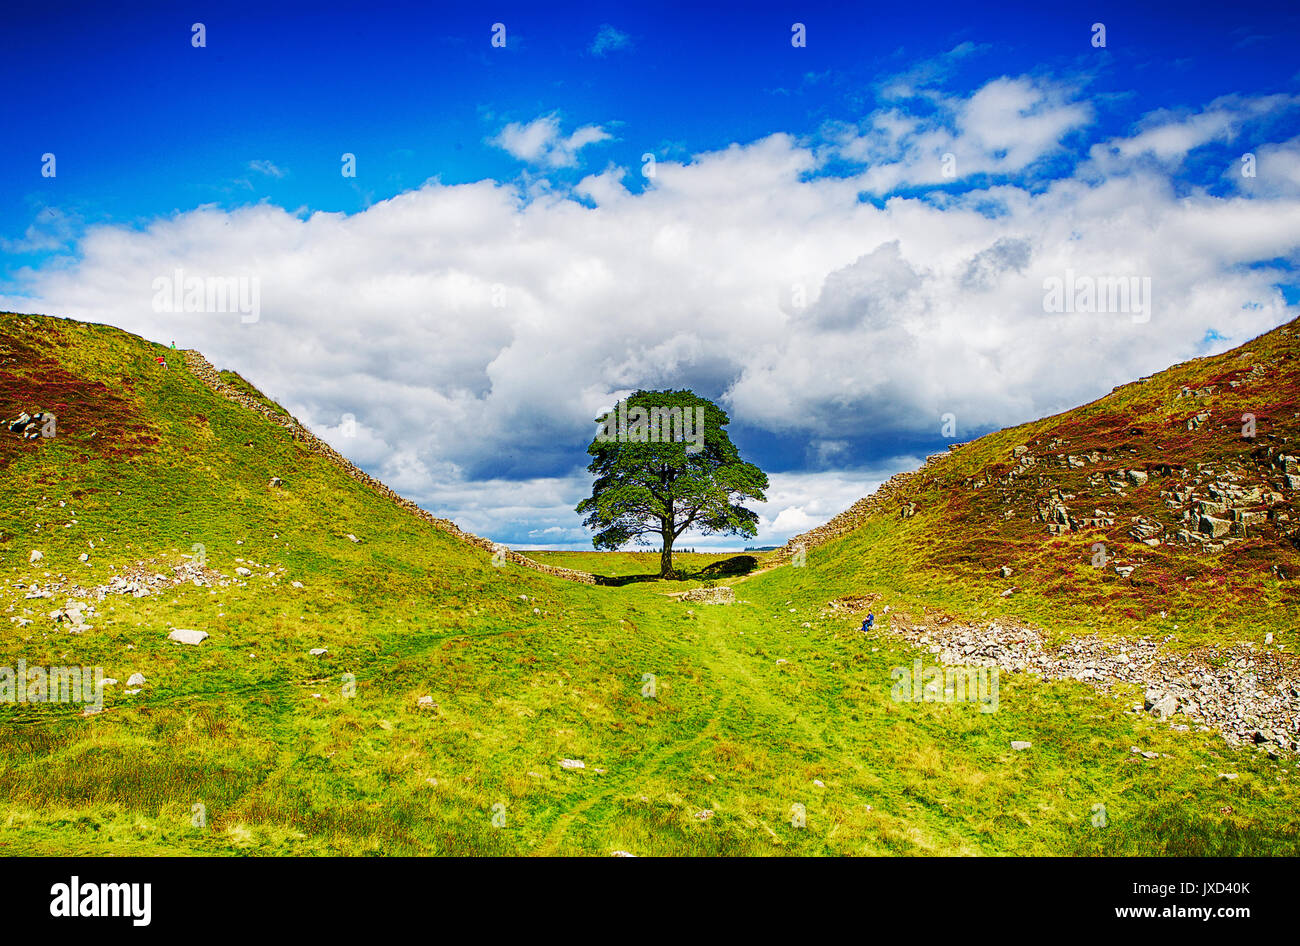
[
  {"x1": 182, "y1": 350, "x2": 596, "y2": 585},
  {"x1": 769, "y1": 454, "x2": 951, "y2": 564}
]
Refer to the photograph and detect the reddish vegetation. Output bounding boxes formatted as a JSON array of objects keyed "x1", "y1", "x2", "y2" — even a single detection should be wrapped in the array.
[
  {"x1": 0, "y1": 325, "x2": 158, "y2": 467},
  {"x1": 780, "y1": 317, "x2": 1300, "y2": 625},
  {"x1": 932, "y1": 323, "x2": 1300, "y2": 612}
]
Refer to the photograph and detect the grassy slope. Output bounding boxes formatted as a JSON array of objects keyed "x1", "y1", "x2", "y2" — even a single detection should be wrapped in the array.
[
  {"x1": 1, "y1": 312, "x2": 1297, "y2": 855},
  {"x1": 782, "y1": 317, "x2": 1300, "y2": 651}
]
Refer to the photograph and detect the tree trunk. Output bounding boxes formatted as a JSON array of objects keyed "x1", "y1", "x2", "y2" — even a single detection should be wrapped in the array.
[{"x1": 660, "y1": 527, "x2": 675, "y2": 578}]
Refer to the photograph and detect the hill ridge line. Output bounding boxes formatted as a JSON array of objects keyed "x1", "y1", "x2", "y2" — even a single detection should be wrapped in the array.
[
  {"x1": 772, "y1": 318, "x2": 1298, "y2": 564},
  {"x1": 180, "y1": 349, "x2": 597, "y2": 585},
  {"x1": 771, "y1": 456, "x2": 944, "y2": 563}
]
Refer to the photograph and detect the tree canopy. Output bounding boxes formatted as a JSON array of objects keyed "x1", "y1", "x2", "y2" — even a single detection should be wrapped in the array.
[{"x1": 576, "y1": 389, "x2": 769, "y2": 577}]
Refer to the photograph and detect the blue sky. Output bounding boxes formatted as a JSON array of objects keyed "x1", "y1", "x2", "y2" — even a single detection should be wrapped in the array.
[
  {"x1": 3, "y1": 0, "x2": 1300, "y2": 548},
  {"x1": 6, "y1": 0, "x2": 1297, "y2": 254}
]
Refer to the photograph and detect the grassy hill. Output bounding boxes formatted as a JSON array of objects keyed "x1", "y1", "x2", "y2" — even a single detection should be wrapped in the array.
[
  {"x1": 1, "y1": 311, "x2": 1297, "y2": 856},
  {"x1": 776, "y1": 316, "x2": 1300, "y2": 650}
]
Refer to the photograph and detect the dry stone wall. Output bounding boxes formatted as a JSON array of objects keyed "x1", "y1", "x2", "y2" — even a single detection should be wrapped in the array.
[
  {"x1": 770, "y1": 454, "x2": 951, "y2": 564},
  {"x1": 182, "y1": 350, "x2": 596, "y2": 585}
]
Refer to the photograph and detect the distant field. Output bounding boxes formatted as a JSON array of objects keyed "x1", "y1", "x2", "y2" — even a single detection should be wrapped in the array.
[{"x1": 523, "y1": 550, "x2": 770, "y2": 581}]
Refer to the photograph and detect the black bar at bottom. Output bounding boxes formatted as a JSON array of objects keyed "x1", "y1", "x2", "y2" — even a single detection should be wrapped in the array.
[{"x1": 0, "y1": 855, "x2": 1276, "y2": 933}]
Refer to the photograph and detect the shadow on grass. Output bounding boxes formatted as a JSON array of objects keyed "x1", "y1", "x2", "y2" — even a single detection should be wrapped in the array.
[{"x1": 596, "y1": 554, "x2": 760, "y2": 587}]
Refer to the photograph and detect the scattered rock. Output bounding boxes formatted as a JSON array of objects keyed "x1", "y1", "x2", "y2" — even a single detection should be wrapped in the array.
[
  {"x1": 1197, "y1": 514, "x2": 1232, "y2": 538},
  {"x1": 884, "y1": 617, "x2": 1298, "y2": 754},
  {"x1": 1010, "y1": 741, "x2": 1032, "y2": 751},
  {"x1": 1145, "y1": 690, "x2": 1178, "y2": 719},
  {"x1": 681, "y1": 586, "x2": 735, "y2": 605},
  {"x1": 167, "y1": 628, "x2": 208, "y2": 645},
  {"x1": 6, "y1": 411, "x2": 53, "y2": 440},
  {"x1": 559, "y1": 759, "x2": 585, "y2": 769}
]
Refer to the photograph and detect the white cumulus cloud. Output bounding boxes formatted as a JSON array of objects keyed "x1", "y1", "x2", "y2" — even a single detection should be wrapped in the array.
[
  {"x1": 3, "y1": 84, "x2": 1299, "y2": 549},
  {"x1": 490, "y1": 114, "x2": 613, "y2": 168}
]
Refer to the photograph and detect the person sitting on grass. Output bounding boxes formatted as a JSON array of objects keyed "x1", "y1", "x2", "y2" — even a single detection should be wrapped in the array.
[{"x1": 861, "y1": 612, "x2": 875, "y2": 633}]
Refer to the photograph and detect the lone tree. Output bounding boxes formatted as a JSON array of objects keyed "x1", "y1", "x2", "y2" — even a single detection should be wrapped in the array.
[{"x1": 576, "y1": 389, "x2": 768, "y2": 578}]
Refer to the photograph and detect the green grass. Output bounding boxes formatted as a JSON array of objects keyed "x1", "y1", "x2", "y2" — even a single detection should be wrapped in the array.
[
  {"x1": 524, "y1": 550, "x2": 766, "y2": 582},
  {"x1": 1, "y1": 311, "x2": 1298, "y2": 856}
]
